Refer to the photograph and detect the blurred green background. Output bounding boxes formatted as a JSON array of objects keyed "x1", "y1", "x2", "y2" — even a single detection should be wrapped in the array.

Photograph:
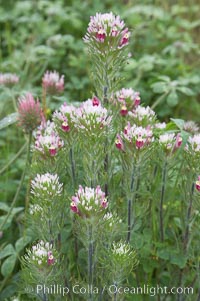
[{"x1": 0, "y1": 0, "x2": 200, "y2": 119}]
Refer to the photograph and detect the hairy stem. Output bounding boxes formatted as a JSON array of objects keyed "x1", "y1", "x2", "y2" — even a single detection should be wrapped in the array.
[
  {"x1": 103, "y1": 84, "x2": 109, "y2": 197},
  {"x1": 88, "y1": 225, "x2": 93, "y2": 301},
  {"x1": 127, "y1": 163, "x2": 136, "y2": 243},
  {"x1": 25, "y1": 133, "x2": 32, "y2": 215},
  {"x1": 42, "y1": 291, "x2": 48, "y2": 301},
  {"x1": 160, "y1": 160, "x2": 167, "y2": 242},
  {"x1": 177, "y1": 183, "x2": 195, "y2": 301},
  {"x1": 127, "y1": 198, "x2": 132, "y2": 243},
  {"x1": 183, "y1": 183, "x2": 194, "y2": 252},
  {"x1": 0, "y1": 132, "x2": 32, "y2": 231},
  {"x1": 113, "y1": 281, "x2": 118, "y2": 301},
  {"x1": 69, "y1": 147, "x2": 76, "y2": 189}
]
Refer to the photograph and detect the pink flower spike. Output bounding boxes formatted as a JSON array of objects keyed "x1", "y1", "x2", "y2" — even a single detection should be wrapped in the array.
[
  {"x1": 0, "y1": 73, "x2": 19, "y2": 87},
  {"x1": 18, "y1": 93, "x2": 44, "y2": 133},
  {"x1": 115, "y1": 88, "x2": 141, "y2": 111},
  {"x1": 84, "y1": 13, "x2": 130, "y2": 50},
  {"x1": 42, "y1": 70, "x2": 64, "y2": 94},
  {"x1": 71, "y1": 186, "x2": 108, "y2": 217}
]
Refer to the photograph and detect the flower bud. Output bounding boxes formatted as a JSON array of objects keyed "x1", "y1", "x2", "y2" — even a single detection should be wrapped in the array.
[
  {"x1": 196, "y1": 177, "x2": 200, "y2": 191},
  {"x1": 61, "y1": 121, "x2": 70, "y2": 132},
  {"x1": 18, "y1": 93, "x2": 44, "y2": 133},
  {"x1": 120, "y1": 105, "x2": 128, "y2": 116}
]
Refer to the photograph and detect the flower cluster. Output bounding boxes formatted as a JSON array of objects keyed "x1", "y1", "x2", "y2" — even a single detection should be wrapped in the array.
[
  {"x1": 53, "y1": 102, "x2": 76, "y2": 134},
  {"x1": 154, "y1": 122, "x2": 167, "y2": 130},
  {"x1": 0, "y1": 73, "x2": 19, "y2": 87},
  {"x1": 73, "y1": 98, "x2": 112, "y2": 135},
  {"x1": 159, "y1": 133, "x2": 176, "y2": 149},
  {"x1": 34, "y1": 121, "x2": 64, "y2": 156},
  {"x1": 71, "y1": 185, "x2": 108, "y2": 217},
  {"x1": 17, "y1": 93, "x2": 44, "y2": 133},
  {"x1": 116, "y1": 123, "x2": 153, "y2": 150},
  {"x1": 42, "y1": 70, "x2": 64, "y2": 94},
  {"x1": 115, "y1": 88, "x2": 140, "y2": 116},
  {"x1": 183, "y1": 121, "x2": 199, "y2": 134},
  {"x1": 83, "y1": 12, "x2": 130, "y2": 50},
  {"x1": 196, "y1": 176, "x2": 200, "y2": 191},
  {"x1": 112, "y1": 241, "x2": 133, "y2": 257},
  {"x1": 159, "y1": 133, "x2": 182, "y2": 152},
  {"x1": 103, "y1": 212, "x2": 122, "y2": 227},
  {"x1": 29, "y1": 204, "x2": 43, "y2": 215},
  {"x1": 31, "y1": 173, "x2": 63, "y2": 200},
  {"x1": 187, "y1": 134, "x2": 200, "y2": 153},
  {"x1": 129, "y1": 105, "x2": 156, "y2": 125},
  {"x1": 24, "y1": 241, "x2": 56, "y2": 267}
]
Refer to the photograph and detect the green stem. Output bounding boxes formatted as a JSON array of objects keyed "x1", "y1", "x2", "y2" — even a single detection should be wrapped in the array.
[
  {"x1": 151, "y1": 92, "x2": 168, "y2": 110},
  {"x1": 88, "y1": 225, "x2": 93, "y2": 301},
  {"x1": 25, "y1": 133, "x2": 32, "y2": 213},
  {"x1": 127, "y1": 165, "x2": 135, "y2": 242},
  {"x1": 113, "y1": 281, "x2": 118, "y2": 301},
  {"x1": 183, "y1": 182, "x2": 194, "y2": 252},
  {"x1": 127, "y1": 161, "x2": 139, "y2": 243},
  {"x1": 69, "y1": 147, "x2": 76, "y2": 189},
  {"x1": 0, "y1": 274, "x2": 11, "y2": 293},
  {"x1": 0, "y1": 142, "x2": 27, "y2": 174},
  {"x1": 127, "y1": 198, "x2": 132, "y2": 243},
  {"x1": 103, "y1": 83, "x2": 109, "y2": 197},
  {"x1": 42, "y1": 292, "x2": 48, "y2": 301},
  {"x1": 0, "y1": 132, "x2": 32, "y2": 231},
  {"x1": 177, "y1": 183, "x2": 195, "y2": 301},
  {"x1": 160, "y1": 160, "x2": 167, "y2": 242},
  {"x1": 9, "y1": 90, "x2": 17, "y2": 111}
]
